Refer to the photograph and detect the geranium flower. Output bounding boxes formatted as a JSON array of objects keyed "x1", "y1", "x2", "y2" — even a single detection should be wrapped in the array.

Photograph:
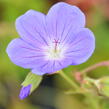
[{"x1": 6, "y1": 2, "x2": 95, "y2": 75}]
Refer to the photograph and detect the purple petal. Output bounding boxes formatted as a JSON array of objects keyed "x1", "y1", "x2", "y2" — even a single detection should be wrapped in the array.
[
  {"x1": 32, "y1": 59, "x2": 73, "y2": 75},
  {"x1": 46, "y1": 2, "x2": 85, "y2": 41},
  {"x1": 65, "y1": 28, "x2": 95, "y2": 65},
  {"x1": 16, "y1": 10, "x2": 49, "y2": 46},
  {"x1": 31, "y1": 68, "x2": 46, "y2": 75},
  {"x1": 19, "y1": 84, "x2": 32, "y2": 100},
  {"x1": 6, "y1": 38, "x2": 46, "y2": 68}
]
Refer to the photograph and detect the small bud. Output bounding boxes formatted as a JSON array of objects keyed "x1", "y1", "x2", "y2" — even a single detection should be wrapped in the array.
[
  {"x1": 95, "y1": 77, "x2": 109, "y2": 97},
  {"x1": 19, "y1": 72, "x2": 42, "y2": 100},
  {"x1": 81, "y1": 77, "x2": 99, "y2": 95},
  {"x1": 82, "y1": 77, "x2": 96, "y2": 89},
  {"x1": 19, "y1": 84, "x2": 32, "y2": 100}
]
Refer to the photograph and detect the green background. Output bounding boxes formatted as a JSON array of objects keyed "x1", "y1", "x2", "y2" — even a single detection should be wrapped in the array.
[{"x1": 0, "y1": 0, "x2": 109, "y2": 109}]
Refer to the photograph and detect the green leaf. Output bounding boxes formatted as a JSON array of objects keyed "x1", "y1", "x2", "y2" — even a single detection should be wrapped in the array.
[{"x1": 22, "y1": 72, "x2": 43, "y2": 93}]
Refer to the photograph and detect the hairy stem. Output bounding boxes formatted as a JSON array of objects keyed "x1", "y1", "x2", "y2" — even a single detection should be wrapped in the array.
[{"x1": 81, "y1": 61, "x2": 109, "y2": 74}]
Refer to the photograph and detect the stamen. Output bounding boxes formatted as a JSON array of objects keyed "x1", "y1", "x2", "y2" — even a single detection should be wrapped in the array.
[{"x1": 53, "y1": 39, "x2": 60, "y2": 52}]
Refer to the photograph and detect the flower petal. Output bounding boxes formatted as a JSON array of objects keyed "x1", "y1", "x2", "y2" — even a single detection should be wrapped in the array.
[
  {"x1": 6, "y1": 38, "x2": 46, "y2": 68},
  {"x1": 31, "y1": 69, "x2": 46, "y2": 75},
  {"x1": 31, "y1": 59, "x2": 73, "y2": 75},
  {"x1": 65, "y1": 28, "x2": 95, "y2": 65},
  {"x1": 46, "y1": 2, "x2": 85, "y2": 40},
  {"x1": 16, "y1": 10, "x2": 49, "y2": 46}
]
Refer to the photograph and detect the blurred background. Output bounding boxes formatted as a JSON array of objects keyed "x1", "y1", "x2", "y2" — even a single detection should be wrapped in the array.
[{"x1": 0, "y1": 0, "x2": 109, "y2": 109}]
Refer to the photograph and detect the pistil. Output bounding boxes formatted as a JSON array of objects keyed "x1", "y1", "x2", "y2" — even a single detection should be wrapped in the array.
[{"x1": 53, "y1": 39, "x2": 60, "y2": 52}]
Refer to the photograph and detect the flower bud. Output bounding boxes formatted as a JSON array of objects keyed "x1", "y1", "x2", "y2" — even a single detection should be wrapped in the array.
[
  {"x1": 81, "y1": 77, "x2": 100, "y2": 95},
  {"x1": 19, "y1": 72, "x2": 42, "y2": 100},
  {"x1": 19, "y1": 84, "x2": 32, "y2": 100},
  {"x1": 95, "y1": 77, "x2": 109, "y2": 97},
  {"x1": 82, "y1": 77, "x2": 95, "y2": 89}
]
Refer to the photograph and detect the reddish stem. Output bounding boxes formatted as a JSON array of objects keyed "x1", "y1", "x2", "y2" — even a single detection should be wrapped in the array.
[{"x1": 81, "y1": 61, "x2": 109, "y2": 74}]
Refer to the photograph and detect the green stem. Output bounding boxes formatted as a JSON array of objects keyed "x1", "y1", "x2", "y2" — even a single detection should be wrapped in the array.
[{"x1": 59, "y1": 70, "x2": 79, "y2": 89}]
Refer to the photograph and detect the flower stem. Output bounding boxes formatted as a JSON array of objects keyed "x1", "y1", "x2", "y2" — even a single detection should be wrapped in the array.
[
  {"x1": 81, "y1": 61, "x2": 109, "y2": 74},
  {"x1": 59, "y1": 70, "x2": 79, "y2": 89}
]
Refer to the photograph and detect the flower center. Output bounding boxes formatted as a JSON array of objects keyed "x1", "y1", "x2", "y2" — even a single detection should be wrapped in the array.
[{"x1": 44, "y1": 39, "x2": 66, "y2": 60}]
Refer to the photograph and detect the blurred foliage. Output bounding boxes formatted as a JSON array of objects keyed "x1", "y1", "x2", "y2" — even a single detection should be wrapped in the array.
[{"x1": 0, "y1": 0, "x2": 109, "y2": 109}]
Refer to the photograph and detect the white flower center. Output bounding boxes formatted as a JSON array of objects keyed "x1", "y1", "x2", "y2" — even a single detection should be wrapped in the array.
[{"x1": 44, "y1": 39, "x2": 66, "y2": 60}]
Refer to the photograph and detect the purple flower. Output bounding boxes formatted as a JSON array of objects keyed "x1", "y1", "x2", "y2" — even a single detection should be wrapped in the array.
[
  {"x1": 6, "y1": 2, "x2": 95, "y2": 75},
  {"x1": 19, "y1": 84, "x2": 32, "y2": 100}
]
